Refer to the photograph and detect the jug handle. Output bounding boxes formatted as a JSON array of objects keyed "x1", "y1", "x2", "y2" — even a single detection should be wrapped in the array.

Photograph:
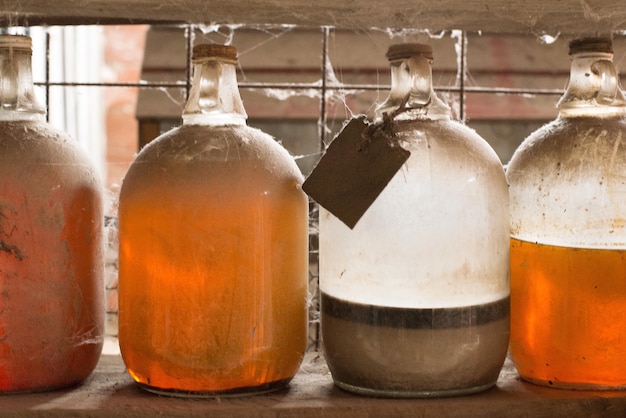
[
  {"x1": 198, "y1": 60, "x2": 221, "y2": 111},
  {"x1": 591, "y1": 59, "x2": 618, "y2": 105},
  {"x1": 406, "y1": 55, "x2": 432, "y2": 107},
  {"x1": 0, "y1": 54, "x2": 18, "y2": 109}
]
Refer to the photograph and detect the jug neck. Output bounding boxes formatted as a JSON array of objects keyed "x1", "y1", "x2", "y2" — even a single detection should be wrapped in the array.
[
  {"x1": 558, "y1": 37, "x2": 626, "y2": 118},
  {"x1": 0, "y1": 35, "x2": 45, "y2": 122},
  {"x1": 182, "y1": 44, "x2": 247, "y2": 126},
  {"x1": 375, "y1": 43, "x2": 450, "y2": 123}
]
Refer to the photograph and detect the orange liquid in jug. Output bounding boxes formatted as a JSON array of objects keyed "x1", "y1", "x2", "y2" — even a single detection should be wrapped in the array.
[
  {"x1": 118, "y1": 162, "x2": 308, "y2": 395},
  {"x1": 0, "y1": 190, "x2": 103, "y2": 392},
  {"x1": 510, "y1": 238, "x2": 626, "y2": 389},
  {"x1": 0, "y1": 126, "x2": 104, "y2": 393}
]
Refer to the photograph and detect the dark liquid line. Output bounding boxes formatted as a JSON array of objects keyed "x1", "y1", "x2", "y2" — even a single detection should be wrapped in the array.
[{"x1": 321, "y1": 293, "x2": 510, "y2": 329}]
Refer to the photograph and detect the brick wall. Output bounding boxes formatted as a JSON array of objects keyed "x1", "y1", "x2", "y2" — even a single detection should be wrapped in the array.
[{"x1": 103, "y1": 25, "x2": 148, "y2": 351}]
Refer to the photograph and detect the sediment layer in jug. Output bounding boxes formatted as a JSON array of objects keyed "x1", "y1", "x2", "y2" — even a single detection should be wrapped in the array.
[{"x1": 321, "y1": 292, "x2": 510, "y2": 396}]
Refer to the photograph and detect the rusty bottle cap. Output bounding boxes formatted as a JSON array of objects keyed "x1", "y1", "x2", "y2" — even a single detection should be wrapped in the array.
[
  {"x1": 0, "y1": 34, "x2": 31, "y2": 53},
  {"x1": 569, "y1": 37, "x2": 613, "y2": 55},
  {"x1": 192, "y1": 44, "x2": 238, "y2": 63},
  {"x1": 386, "y1": 43, "x2": 433, "y2": 62}
]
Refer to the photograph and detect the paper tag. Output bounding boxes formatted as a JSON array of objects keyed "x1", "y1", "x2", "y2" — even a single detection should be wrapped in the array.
[{"x1": 303, "y1": 115, "x2": 410, "y2": 229}]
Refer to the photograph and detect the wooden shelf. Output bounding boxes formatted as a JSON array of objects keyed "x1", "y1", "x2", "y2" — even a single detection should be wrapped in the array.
[
  {"x1": 1, "y1": 0, "x2": 626, "y2": 34},
  {"x1": 1, "y1": 353, "x2": 625, "y2": 417}
]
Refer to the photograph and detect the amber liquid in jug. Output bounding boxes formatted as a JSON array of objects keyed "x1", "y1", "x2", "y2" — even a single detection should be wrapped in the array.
[
  {"x1": 508, "y1": 37, "x2": 626, "y2": 389},
  {"x1": 0, "y1": 35, "x2": 104, "y2": 393},
  {"x1": 511, "y1": 239, "x2": 626, "y2": 387},
  {"x1": 118, "y1": 44, "x2": 308, "y2": 396}
]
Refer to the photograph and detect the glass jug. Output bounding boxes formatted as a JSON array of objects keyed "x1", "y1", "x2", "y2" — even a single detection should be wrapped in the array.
[
  {"x1": 319, "y1": 43, "x2": 510, "y2": 397},
  {"x1": 507, "y1": 37, "x2": 626, "y2": 389},
  {"x1": 118, "y1": 44, "x2": 309, "y2": 397},
  {"x1": 0, "y1": 34, "x2": 104, "y2": 393}
]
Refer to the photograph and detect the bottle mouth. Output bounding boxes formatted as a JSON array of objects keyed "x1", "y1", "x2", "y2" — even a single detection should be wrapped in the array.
[{"x1": 0, "y1": 34, "x2": 31, "y2": 53}]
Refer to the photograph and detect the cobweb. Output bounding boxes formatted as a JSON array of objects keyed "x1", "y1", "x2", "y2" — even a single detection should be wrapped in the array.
[
  {"x1": 5, "y1": 20, "x2": 591, "y2": 355},
  {"x1": 3, "y1": 22, "x2": 474, "y2": 354}
]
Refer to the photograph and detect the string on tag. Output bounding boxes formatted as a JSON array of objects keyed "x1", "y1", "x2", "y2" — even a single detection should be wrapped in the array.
[{"x1": 359, "y1": 94, "x2": 428, "y2": 153}]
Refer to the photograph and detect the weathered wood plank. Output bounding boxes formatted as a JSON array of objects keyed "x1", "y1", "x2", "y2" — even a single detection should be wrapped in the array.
[
  {"x1": 0, "y1": 0, "x2": 625, "y2": 35},
  {"x1": 0, "y1": 353, "x2": 624, "y2": 417}
]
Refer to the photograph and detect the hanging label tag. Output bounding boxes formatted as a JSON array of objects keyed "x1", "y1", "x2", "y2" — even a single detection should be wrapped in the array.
[{"x1": 303, "y1": 115, "x2": 410, "y2": 229}]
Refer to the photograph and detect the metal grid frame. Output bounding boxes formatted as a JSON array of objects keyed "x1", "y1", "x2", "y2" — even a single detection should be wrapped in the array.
[{"x1": 34, "y1": 25, "x2": 567, "y2": 122}]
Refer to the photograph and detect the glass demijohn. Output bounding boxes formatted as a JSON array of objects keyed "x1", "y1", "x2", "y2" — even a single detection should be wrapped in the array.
[
  {"x1": 118, "y1": 44, "x2": 309, "y2": 397},
  {"x1": 0, "y1": 34, "x2": 105, "y2": 393},
  {"x1": 507, "y1": 37, "x2": 626, "y2": 389},
  {"x1": 319, "y1": 44, "x2": 510, "y2": 397}
]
